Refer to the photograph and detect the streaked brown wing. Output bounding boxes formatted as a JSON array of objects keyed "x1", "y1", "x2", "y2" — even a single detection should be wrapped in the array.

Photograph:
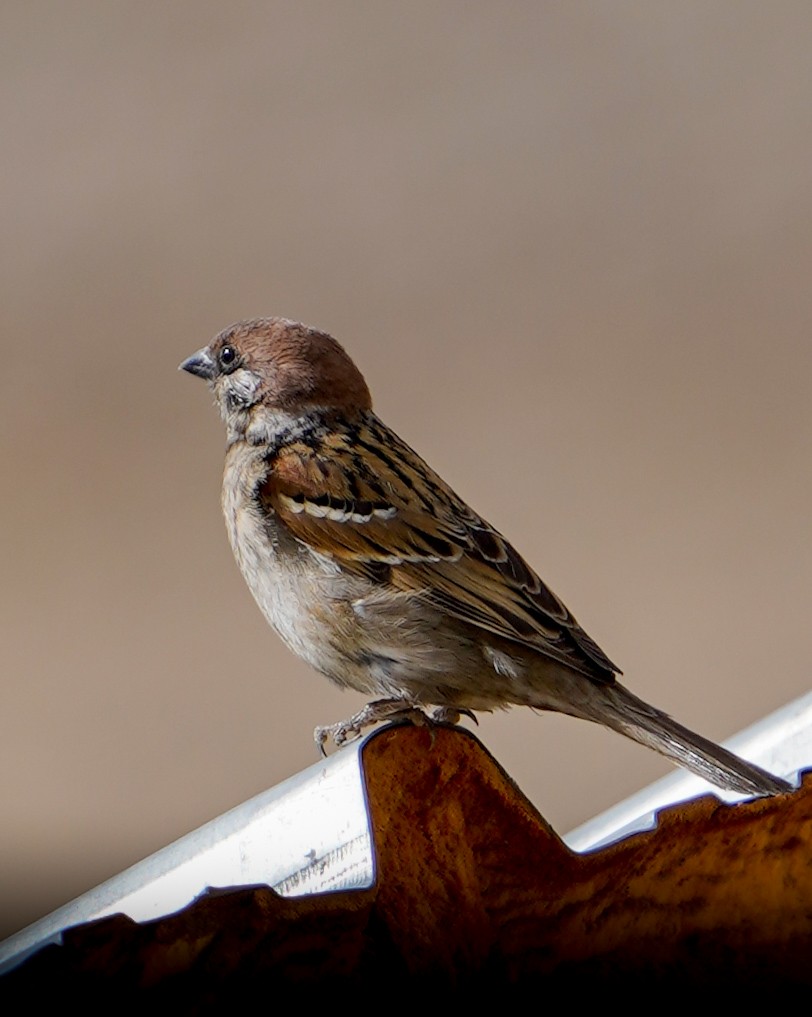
[{"x1": 259, "y1": 416, "x2": 620, "y2": 681}]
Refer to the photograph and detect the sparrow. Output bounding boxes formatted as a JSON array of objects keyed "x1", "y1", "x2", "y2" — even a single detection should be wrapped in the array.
[{"x1": 180, "y1": 317, "x2": 790, "y2": 796}]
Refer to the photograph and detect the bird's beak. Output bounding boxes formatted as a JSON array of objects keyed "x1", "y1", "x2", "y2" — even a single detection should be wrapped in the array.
[{"x1": 179, "y1": 347, "x2": 216, "y2": 380}]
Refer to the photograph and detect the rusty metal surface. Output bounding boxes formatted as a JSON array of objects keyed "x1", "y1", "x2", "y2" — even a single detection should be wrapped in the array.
[
  {"x1": 3, "y1": 724, "x2": 811, "y2": 1001},
  {"x1": 2, "y1": 692, "x2": 808, "y2": 979}
]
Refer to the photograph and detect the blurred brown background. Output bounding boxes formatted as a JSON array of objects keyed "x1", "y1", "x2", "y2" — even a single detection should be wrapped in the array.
[{"x1": 2, "y1": 2, "x2": 810, "y2": 939}]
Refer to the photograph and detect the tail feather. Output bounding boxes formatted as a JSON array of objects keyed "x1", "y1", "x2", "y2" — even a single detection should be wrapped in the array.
[{"x1": 581, "y1": 681, "x2": 791, "y2": 797}]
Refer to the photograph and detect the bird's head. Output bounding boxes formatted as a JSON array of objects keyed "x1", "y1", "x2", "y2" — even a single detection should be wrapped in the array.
[{"x1": 180, "y1": 317, "x2": 372, "y2": 442}]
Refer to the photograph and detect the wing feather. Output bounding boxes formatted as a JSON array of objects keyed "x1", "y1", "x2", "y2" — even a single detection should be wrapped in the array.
[{"x1": 258, "y1": 416, "x2": 620, "y2": 681}]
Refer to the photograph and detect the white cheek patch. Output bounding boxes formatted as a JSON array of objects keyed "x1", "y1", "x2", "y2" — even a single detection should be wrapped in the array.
[{"x1": 224, "y1": 369, "x2": 261, "y2": 407}]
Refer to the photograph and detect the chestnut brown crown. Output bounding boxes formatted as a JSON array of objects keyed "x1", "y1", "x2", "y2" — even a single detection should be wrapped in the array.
[{"x1": 180, "y1": 317, "x2": 372, "y2": 415}]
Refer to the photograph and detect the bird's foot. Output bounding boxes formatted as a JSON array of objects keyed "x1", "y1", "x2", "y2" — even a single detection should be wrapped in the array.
[
  {"x1": 430, "y1": 706, "x2": 479, "y2": 726},
  {"x1": 315, "y1": 698, "x2": 428, "y2": 755}
]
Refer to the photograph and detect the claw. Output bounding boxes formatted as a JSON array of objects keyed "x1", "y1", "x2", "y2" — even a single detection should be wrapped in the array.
[
  {"x1": 314, "y1": 699, "x2": 482, "y2": 754},
  {"x1": 313, "y1": 698, "x2": 427, "y2": 753},
  {"x1": 430, "y1": 706, "x2": 479, "y2": 726},
  {"x1": 314, "y1": 723, "x2": 341, "y2": 756}
]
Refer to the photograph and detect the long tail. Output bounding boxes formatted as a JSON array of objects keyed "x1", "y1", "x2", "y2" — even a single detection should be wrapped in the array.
[{"x1": 577, "y1": 680, "x2": 791, "y2": 796}]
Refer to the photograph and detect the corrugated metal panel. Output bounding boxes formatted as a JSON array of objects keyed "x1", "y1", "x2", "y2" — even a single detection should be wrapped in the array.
[{"x1": 2, "y1": 691, "x2": 808, "y2": 974}]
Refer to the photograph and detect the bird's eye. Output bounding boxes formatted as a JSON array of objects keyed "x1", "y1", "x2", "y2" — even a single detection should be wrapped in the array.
[{"x1": 219, "y1": 344, "x2": 239, "y2": 372}]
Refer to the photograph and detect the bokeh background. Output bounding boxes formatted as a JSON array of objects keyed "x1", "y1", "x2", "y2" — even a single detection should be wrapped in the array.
[{"x1": 2, "y1": 1, "x2": 811, "y2": 939}]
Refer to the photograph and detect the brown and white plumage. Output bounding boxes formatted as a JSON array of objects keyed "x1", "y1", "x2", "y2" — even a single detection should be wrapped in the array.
[{"x1": 181, "y1": 317, "x2": 790, "y2": 797}]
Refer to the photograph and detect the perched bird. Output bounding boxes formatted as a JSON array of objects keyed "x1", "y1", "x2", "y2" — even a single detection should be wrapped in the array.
[{"x1": 180, "y1": 317, "x2": 790, "y2": 796}]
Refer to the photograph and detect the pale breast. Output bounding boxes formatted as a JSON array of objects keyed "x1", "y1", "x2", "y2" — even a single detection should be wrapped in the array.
[{"x1": 222, "y1": 444, "x2": 336, "y2": 667}]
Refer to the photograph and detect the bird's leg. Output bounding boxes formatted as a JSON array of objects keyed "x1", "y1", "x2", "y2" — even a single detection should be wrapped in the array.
[{"x1": 315, "y1": 697, "x2": 428, "y2": 754}]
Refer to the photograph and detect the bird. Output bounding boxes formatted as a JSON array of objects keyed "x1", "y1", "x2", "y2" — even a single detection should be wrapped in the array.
[{"x1": 180, "y1": 317, "x2": 790, "y2": 797}]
